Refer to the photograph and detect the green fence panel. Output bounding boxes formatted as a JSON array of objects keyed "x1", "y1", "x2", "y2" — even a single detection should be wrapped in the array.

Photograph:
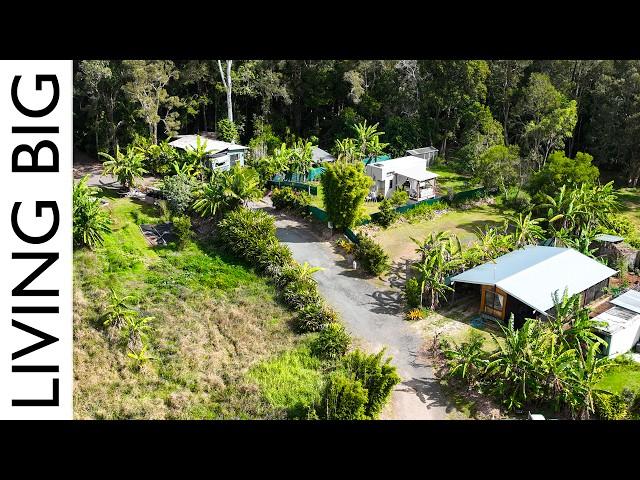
[
  {"x1": 268, "y1": 180, "x2": 318, "y2": 196},
  {"x1": 451, "y1": 187, "x2": 487, "y2": 202},
  {"x1": 344, "y1": 228, "x2": 360, "y2": 244},
  {"x1": 308, "y1": 205, "x2": 328, "y2": 222}
]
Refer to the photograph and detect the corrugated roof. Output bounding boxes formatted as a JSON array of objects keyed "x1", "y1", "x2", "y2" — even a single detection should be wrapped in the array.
[
  {"x1": 593, "y1": 306, "x2": 640, "y2": 334},
  {"x1": 611, "y1": 289, "x2": 640, "y2": 314},
  {"x1": 312, "y1": 147, "x2": 335, "y2": 163},
  {"x1": 450, "y1": 246, "x2": 617, "y2": 313},
  {"x1": 593, "y1": 233, "x2": 624, "y2": 243},
  {"x1": 168, "y1": 135, "x2": 247, "y2": 153}
]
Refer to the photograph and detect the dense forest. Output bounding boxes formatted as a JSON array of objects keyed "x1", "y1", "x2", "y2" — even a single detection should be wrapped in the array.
[{"x1": 73, "y1": 60, "x2": 640, "y2": 186}]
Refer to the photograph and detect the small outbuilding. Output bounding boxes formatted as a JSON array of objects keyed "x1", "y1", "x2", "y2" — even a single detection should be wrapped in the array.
[
  {"x1": 593, "y1": 289, "x2": 640, "y2": 357},
  {"x1": 311, "y1": 146, "x2": 336, "y2": 164},
  {"x1": 450, "y1": 246, "x2": 617, "y2": 327},
  {"x1": 406, "y1": 146, "x2": 438, "y2": 167},
  {"x1": 169, "y1": 134, "x2": 248, "y2": 171}
]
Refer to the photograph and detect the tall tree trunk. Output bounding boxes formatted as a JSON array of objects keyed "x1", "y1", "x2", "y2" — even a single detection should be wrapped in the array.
[{"x1": 217, "y1": 60, "x2": 233, "y2": 123}]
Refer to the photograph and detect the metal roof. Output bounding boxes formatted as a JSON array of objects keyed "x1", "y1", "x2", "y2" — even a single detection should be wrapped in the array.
[
  {"x1": 450, "y1": 246, "x2": 617, "y2": 313},
  {"x1": 593, "y1": 306, "x2": 640, "y2": 334},
  {"x1": 407, "y1": 146, "x2": 438, "y2": 155},
  {"x1": 593, "y1": 234, "x2": 624, "y2": 243},
  {"x1": 312, "y1": 147, "x2": 335, "y2": 163},
  {"x1": 611, "y1": 289, "x2": 640, "y2": 314},
  {"x1": 168, "y1": 135, "x2": 247, "y2": 153}
]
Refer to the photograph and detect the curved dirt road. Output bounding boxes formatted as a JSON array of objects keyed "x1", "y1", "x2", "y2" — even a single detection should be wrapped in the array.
[{"x1": 265, "y1": 204, "x2": 456, "y2": 419}]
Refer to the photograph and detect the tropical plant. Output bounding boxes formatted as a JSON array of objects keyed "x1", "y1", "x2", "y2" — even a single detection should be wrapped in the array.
[
  {"x1": 160, "y1": 174, "x2": 199, "y2": 215},
  {"x1": 123, "y1": 314, "x2": 154, "y2": 350},
  {"x1": 444, "y1": 330, "x2": 489, "y2": 388},
  {"x1": 376, "y1": 199, "x2": 398, "y2": 228},
  {"x1": 505, "y1": 212, "x2": 545, "y2": 248},
  {"x1": 271, "y1": 187, "x2": 311, "y2": 215},
  {"x1": 320, "y1": 161, "x2": 372, "y2": 229},
  {"x1": 73, "y1": 175, "x2": 111, "y2": 248},
  {"x1": 318, "y1": 371, "x2": 368, "y2": 420},
  {"x1": 99, "y1": 145, "x2": 147, "y2": 190},
  {"x1": 172, "y1": 215, "x2": 192, "y2": 248},
  {"x1": 193, "y1": 165, "x2": 263, "y2": 218},
  {"x1": 127, "y1": 344, "x2": 152, "y2": 371},
  {"x1": 353, "y1": 120, "x2": 389, "y2": 161},
  {"x1": 103, "y1": 289, "x2": 137, "y2": 329},
  {"x1": 289, "y1": 139, "x2": 314, "y2": 181},
  {"x1": 294, "y1": 303, "x2": 338, "y2": 333},
  {"x1": 217, "y1": 118, "x2": 239, "y2": 143}
]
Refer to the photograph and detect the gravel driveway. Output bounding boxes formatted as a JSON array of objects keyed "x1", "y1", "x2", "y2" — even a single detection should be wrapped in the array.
[{"x1": 258, "y1": 200, "x2": 455, "y2": 419}]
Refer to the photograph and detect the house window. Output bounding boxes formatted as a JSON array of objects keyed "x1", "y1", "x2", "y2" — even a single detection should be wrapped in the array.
[
  {"x1": 484, "y1": 289, "x2": 504, "y2": 312},
  {"x1": 230, "y1": 154, "x2": 239, "y2": 166},
  {"x1": 389, "y1": 179, "x2": 393, "y2": 189}
]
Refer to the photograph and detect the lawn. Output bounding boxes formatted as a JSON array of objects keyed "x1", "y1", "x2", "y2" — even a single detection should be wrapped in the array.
[
  {"x1": 429, "y1": 164, "x2": 481, "y2": 194},
  {"x1": 597, "y1": 357, "x2": 640, "y2": 394},
  {"x1": 74, "y1": 191, "x2": 322, "y2": 419},
  {"x1": 360, "y1": 203, "x2": 507, "y2": 261},
  {"x1": 616, "y1": 187, "x2": 640, "y2": 230}
]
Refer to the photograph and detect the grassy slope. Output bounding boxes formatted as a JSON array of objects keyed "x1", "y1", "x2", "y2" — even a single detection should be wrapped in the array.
[
  {"x1": 429, "y1": 165, "x2": 480, "y2": 193},
  {"x1": 74, "y1": 191, "x2": 322, "y2": 419},
  {"x1": 616, "y1": 187, "x2": 640, "y2": 230},
  {"x1": 597, "y1": 359, "x2": 640, "y2": 394}
]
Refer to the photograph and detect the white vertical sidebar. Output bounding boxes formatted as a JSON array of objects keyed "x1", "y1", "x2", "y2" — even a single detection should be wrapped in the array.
[{"x1": 0, "y1": 60, "x2": 73, "y2": 419}]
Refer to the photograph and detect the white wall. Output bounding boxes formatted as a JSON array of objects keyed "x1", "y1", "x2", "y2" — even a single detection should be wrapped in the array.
[{"x1": 608, "y1": 318, "x2": 640, "y2": 357}]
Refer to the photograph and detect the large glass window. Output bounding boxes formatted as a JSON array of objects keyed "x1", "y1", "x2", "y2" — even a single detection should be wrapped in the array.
[{"x1": 484, "y1": 289, "x2": 504, "y2": 312}]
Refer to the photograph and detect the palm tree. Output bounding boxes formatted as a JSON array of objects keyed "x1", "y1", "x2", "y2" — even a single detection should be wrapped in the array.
[
  {"x1": 353, "y1": 120, "x2": 389, "y2": 162},
  {"x1": 289, "y1": 139, "x2": 314, "y2": 182},
  {"x1": 193, "y1": 165, "x2": 263, "y2": 218},
  {"x1": 334, "y1": 138, "x2": 359, "y2": 163},
  {"x1": 99, "y1": 145, "x2": 147, "y2": 190}
]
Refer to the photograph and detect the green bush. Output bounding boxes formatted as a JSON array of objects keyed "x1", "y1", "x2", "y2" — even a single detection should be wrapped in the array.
[
  {"x1": 402, "y1": 201, "x2": 444, "y2": 224},
  {"x1": 256, "y1": 242, "x2": 294, "y2": 276},
  {"x1": 294, "y1": 303, "x2": 338, "y2": 333},
  {"x1": 318, "y1": 371, "x2": 368, "y2": 420},
  {"x1": 320, "y1": 162, "x2": 372, "y2": 229},
  {"x1": 404, "y1": 277, "x2": 422, "y2": 309},
  {"x1": 161, "y1": 174, "x2": 199, "y2": 215},
  {"x1": 217, "y1": 118, "x2": 240, "y2": 143},
  {"x1": 282, "y1": 279, "x2": 322, "y2": 310},
  {"x1": 341, "y1": 349, "x2": 401, "y2": 419},
  {"x1": 217, "y1": 207, "x2": 278, "y2": 262},
  {"x1": 172, "y1": 215, "x2": 192, "y2": 248},
  {"x1": 354, "y1": 235, "x2": 390, "y2": 276},
  {"x1": 311, "y1": 323, "x2": 351, "y2": 360},
  {"x1": 595, "y1": 392, "x2": 630, "y2": 420},
  {"x1": 73, "y1": 175, "x2": 111, "y2": 249},
  {"x1": 271, "y1": 187, "x2": 311, "y2": 215},
  {"x1": 389, "y1": 189, "x2": 409, "y2": 207},
  {"x1": 376, "y1": 199, "x2": 398, "y2": 228}
]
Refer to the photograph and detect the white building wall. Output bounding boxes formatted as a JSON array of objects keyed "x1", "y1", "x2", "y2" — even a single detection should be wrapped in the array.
[{"x1": 608, "y1": 318, "x2": 640, "y2": 357}]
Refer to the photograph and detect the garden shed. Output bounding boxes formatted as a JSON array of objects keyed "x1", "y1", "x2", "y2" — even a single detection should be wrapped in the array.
[
  {"x1": 406, "y1": 146, "x2": 438, "y2": 167},
  {"x1": 450, "y1": 246, "x2": 617, "y2": 327},
  {"x1": 593, "y1": 289, "x2": 640, "y2": 357},
  {"x1": 364, "y1": 155, "x2": 438, "y2": 201}
]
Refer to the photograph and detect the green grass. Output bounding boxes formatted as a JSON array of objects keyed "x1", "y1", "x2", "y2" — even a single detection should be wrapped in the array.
[
  {"x1": 362, "y1": 203, "x2": 506, "y2": 261},
  {"x1": 74, "y1": 190, "x2": 309, "y2": 419},
  {"x1": 597, "y1": 357, "x2": 640, "y2": 394},
  {"x1": 248, "y1": 340, "x2": 324, "y2": 417},
  {"x1": 616, "y1": 187, "x2": 640, "y2": 230},
  {"x1": 429, "y1": 164, "x2": 481, "y2": 193}
]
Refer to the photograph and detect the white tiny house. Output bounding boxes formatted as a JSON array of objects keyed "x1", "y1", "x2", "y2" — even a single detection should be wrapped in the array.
[{"x1": 365, "y1": 155, "x2": 438, "y2": 201}]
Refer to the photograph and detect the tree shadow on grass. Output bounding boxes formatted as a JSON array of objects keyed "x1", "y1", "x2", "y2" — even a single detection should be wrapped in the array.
[{"x1": 455, "y1": 218, "x2": 505, "y2": 238}]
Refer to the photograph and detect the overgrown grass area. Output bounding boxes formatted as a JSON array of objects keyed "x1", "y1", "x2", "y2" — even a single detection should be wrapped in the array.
[
  {"x1": 597, "y1": 356, "x2": 640, "y2": 394},
  {"x1": 359, "y1": 203, "x2": 506, "y2": 261},
  {"x1": 74, "y1": 190, "x2": 322, "y2": 419}
]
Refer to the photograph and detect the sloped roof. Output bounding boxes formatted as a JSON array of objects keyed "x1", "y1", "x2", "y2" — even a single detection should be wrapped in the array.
[
  {"x1": 168, "y1": 135, "x2": 247, "y2": 153},
  {"x1": 610, "y1": 289, "x2": 640, "y2": 314},
  {"x1": 312, "y1": 147, "x2": 335, "y2": 163},
  {"x1": 450, "y1": 246, "x2": 617, "y2": 313}
]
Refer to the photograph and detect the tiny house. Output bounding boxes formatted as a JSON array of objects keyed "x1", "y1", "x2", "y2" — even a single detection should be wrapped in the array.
[
  {"x1": 450, "y1": 246, "x2": 616, "y2": 328},
  {"x1": 169, "y1": 134, "x2": 248, "y2": 171},
  {"x1": 364, "y1": 155, "x2": 438, "y2": 201},
  {"x1": 406, "y1": 146, "x2": 438, "y2": 167},
  {"x1": 593, "y1": 290, "x2": 640, "y2": 357}
]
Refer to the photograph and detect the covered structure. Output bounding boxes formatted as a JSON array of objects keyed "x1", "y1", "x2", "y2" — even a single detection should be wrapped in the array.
[
  {"x1": 450, "y1": 246, "x2": 616, "y2": 327},
  {"x1": 593, "y1": 290, "x2": 640, "y2": 357},
  {"x1": 168, "y1": 134, "x2": 248, "y2": 171},
  {"x1": 406, "y1": 146, "x2": 438, "y2": 167},
  {"x1": 364, "y1": 155, "x2": 438, "y2": 201},
  {"x1": 311, "y1": 146, "x2": 336, "y2": 164}
]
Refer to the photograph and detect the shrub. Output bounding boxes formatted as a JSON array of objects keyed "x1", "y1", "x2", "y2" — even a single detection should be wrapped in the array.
[
  {"x1": 402, "y1": 201, "x2": 444, "y2": 224},
  {"x1": 282, "y1": 279, "x2": 322, "y2": 310},
  {"x1": 256, "y1": 242, "x2": 294, "y2": 276},
  {"x1": 389, "y1": 189, "x2": 409, "y2": 207},
  {"x1": 294, "y1": 303, "x2": 338, "y2": 333},
  {"x1": 318, "y1": 371, "x2": 368, "y2": 420},
  {"x1": 217, "y1": 207, "x2": 278, "y2": 262},
  {"x1": 405, "y1": 308, "x2": 425, "y2": 321},
  {"x1": 336, "y1": 238, "x2": 356, "y2": 255},
  {"x1": 376, "y1": 199, "x2": 398, "y2": 228},
  {"x1": 404, "y1": 277, "x2": 422, "y2": 309},
  {"x1": 595, "y1": 392, "x2": 630, "y2": 420},
  {"x1": 354, "y1": 235, "x2": 390, "y2": 276},
  {"x1": 161, "y1": 174, "x2": 199, "y2": 215},
  {"x1": 271, "y1": 187, "x2": 311, "y2": 215},
  {"x1": 311, "y1": 323, "x2": 351, "y2": 360},
  {"x1": 217, "y1": 118, "x2": 240, "y2": 143},
  {"x1": 73, "y1": 175, "x2": 111, "y2": 249},
  {"x1": 172, "y1": 215, "x2": 192, "y2": 248},
  {"x1": 341, "y1": 349, "x2": 401, "y2": 419}
]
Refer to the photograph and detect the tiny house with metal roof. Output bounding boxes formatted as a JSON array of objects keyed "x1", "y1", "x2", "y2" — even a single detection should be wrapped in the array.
[
  {"x1": 168, "y1": 134, "x2": 248, "y2": 172},
  {"x1": 593, "y1": 289, "x2": 640, "y2": 357},
  {"x1": 365, "y1": 155, "x2": 438, "y2": 201},
  {"x1": 450, "y1": 246, "x2": 617, "y2": 328}
]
